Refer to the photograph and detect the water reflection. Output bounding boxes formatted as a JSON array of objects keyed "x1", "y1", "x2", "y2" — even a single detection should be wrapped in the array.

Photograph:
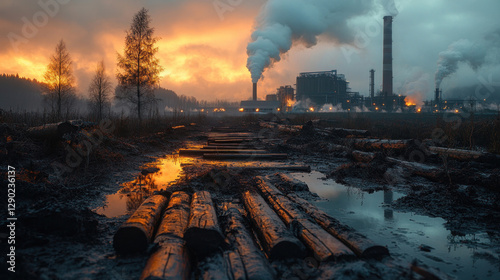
[
  {"x1": 383, "y1": 189, "x2": 394, "y2": 220},
  {"x1": 95, "y1": 155, "x2": 185, "y2": 218},
  {"x1": 290, "y1": 171, "x2": 498, "y2": 280}
]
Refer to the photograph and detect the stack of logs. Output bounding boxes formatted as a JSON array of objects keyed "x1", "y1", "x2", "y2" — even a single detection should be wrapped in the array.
[
  {"x1": 113, "y1": 174, "x2": 389, "y2": 279},
  {"x1": 179, "y1": 132, "x2": 288, "y2": 161}
]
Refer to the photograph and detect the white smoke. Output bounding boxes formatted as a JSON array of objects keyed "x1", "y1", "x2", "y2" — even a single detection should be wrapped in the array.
[
  {"x1": 246, "y1": 0, "x2": 375, "y2": 83},
  {"x1": 435, "y1": 31, "x2": 500, "y2": 88},
  {"x1": 380, "y1": 0, "x2": 399, "y2": 17}
]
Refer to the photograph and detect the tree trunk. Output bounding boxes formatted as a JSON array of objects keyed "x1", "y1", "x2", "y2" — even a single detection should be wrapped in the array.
[
  {"x1": 242, "y1": 190, "x2": 305, "y2": 260},
  {"x1": 140, "y1": 238, "x2": 191, "y2": 280},
  {"x1": 113, "y1": 195, "x2": 169, "y2": 255},
  {"x1": 287, "y1": 193, "x2": 389, "y2": 259},
  {"x1": 184, "y1": 191, "x2": 225, "y2": 258},
  {"x1": 255, "y1": 177, "x2": 354, "y2": 262},
  {"x1": 222, "y1": 203, "x2": 275, "y2": 280},
  {"x1": 154, "y1": 191, "x2": 190, "y2": 243}
]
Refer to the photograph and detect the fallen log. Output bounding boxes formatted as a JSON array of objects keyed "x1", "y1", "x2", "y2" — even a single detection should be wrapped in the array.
[
  {"x1": 179, "y1": 149, "x2": 267, "y2": 156},
  {"x1": 209, "y1": 139, "x2": 257, "y2": 144},
  {"x1": 140, "y1": 238, "x2": 191, "y2": 280},
  {"x1": 203, "y1": 153, "x2": 287, "y2": 160},
  {"x1": 427, "y1": 146, "x2": 500, "y2": 164},
  {"x1": 287, "y1": 193, "x2": 389, "y2": 259},
  {"x1": 224, "y1": 250, "x2": 246, "y2": 280},
  {"x1": 113, "y1": 195, "x2": 169, "y2": 255},
  {"x1": 385, "y1": 157, "x2": 444, "y2": 181},
  {"x1": 352, "y1": 150, "x2": 376, "y2": 163},
  {"x1": 275, "y1": 173, "x2": 309, "y2": 191},
  {"x1": 351, "y1": 139, "x2": 408, "y2": 151},
  {"x1": 154, "y1": 191, "x2": 190, "y2": 243},
  {"x1": 184, "y1": 191, "x2": 225, "y2": 258},
  {"x1": 27, "y1": 121, "x2": 78, "y2": 139},
  {"x1": 202, "y1": 146, "x2": 260, "y2": 150},
  {"x1": 329, "y1": 128, "x2": 370, "y2": 138},
  {"x1": 222, "y1": 204, "x2": 275, "y2": 280},
  {"x1": 242, "y1": 191, "x2": 305, "y2": 260},
  {"x1": 230, "y1": 165, "x2": 311, "y2": 172},
  {"x1": 255, "y1": 178, "x2": 354, "y2": 262}
]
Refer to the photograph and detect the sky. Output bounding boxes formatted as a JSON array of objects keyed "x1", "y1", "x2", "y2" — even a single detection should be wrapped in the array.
[{"x1": 1, "y1": 0, "x2": 499, "y2": 104}]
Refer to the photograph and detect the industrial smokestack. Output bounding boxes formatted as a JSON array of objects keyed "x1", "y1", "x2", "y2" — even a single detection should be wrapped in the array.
[
  {"x1": 435, "y1": 88, "x2": 440, "y2": 103},
  {"x1": 382, "y1": 16, "x2": 393, "y2": 98},
  {"x1": 370, "y1": 69, "x2": 375, "y2": 99},
  {"x1": 253, "y1": 82, "x2": 257, "y2": 101}
]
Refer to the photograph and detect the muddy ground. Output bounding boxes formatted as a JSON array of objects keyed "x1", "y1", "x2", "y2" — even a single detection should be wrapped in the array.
[{"x1": 1, "y1": 117, "x2": 499, "y2": 279}]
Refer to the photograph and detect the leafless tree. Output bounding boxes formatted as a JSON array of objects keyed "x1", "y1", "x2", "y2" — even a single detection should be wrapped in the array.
[
  {"x1": 88, "y1": 60, "x2": 112, "y2": 120},
  {"x1": 43, "y1": 39, "x2": 75, "y2": 120},
  {"x1": 116, "y1": 8, "x2": 162, "y2": 122}
]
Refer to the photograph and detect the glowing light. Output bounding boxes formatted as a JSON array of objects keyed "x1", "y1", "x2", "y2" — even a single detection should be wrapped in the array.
[
  {"x1": 255, "y1": 108, "x2": 259, "y2": 112},
  {"x1": 309, "y1": 107, "x2": 315, "y2": 112},
  {"x1": 375, "y1": 107, "x2": 379, "y2": 111},
  {"x1": 239, "y1": 108, "x2": 244, "y2": 112},
  {"x1": 455, "y1": 109, "x2": 459, "y2": 113},
  {"x1": 417, "y1": 108, "x2": 422, "y2": 113},
  {"x1": 277, "y1": 108, "x2": 280, "y2": 111},
  {"x1": 347, "y1": 100, "x2": 350, "y2": 103}
]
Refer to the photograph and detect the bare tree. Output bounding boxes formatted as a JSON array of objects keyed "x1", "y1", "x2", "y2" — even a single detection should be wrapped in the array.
[
  {"x1": 88, "y1": 60, "x2": 112, "y2": 120},
  {"x1": 116, "y1": 7, "x2": 162, "y2": 122},
  {"x1": 43, "y1": 39, "x2": 75, "y2": 120}
]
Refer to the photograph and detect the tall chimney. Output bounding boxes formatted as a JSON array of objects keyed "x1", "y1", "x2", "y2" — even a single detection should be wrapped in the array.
[
  {"x1": 382, "y1": 16, "x2": 393, "y2": 99},
  {"x1": 253, "y1": 82, "x2": 257, "y2": 101},
  {"x1": 435, "y1": 88, "x2": 440, "y2": 104},
  {"x1": 370, "y1": 69, "x2": 375, "y2": 99}
]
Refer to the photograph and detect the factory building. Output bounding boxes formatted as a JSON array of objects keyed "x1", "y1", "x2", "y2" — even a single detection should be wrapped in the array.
[
  {"x1": 296, "y1": 70, "x2": 349, "y2": 106},
  {"x1": 277, "y1": 85, "x2": 295, "y2": 112}
]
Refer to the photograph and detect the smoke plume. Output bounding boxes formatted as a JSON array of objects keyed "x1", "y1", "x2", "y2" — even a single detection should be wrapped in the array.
[
  {"x1": 435, "y1": 31, "x2": 500, "y2": 88},
  {"x1": 246, "y1": 0, "x2": 375, "y2": 83}
]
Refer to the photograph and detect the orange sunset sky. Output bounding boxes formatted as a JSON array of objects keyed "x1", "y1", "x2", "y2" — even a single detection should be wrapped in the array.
[{"x1": 1, "y1": 0, "x2": 499, "y2": 103}]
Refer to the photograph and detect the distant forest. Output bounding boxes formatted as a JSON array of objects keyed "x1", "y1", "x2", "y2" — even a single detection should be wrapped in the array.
[{"x1": 0, "y1": 74, "x2": 237, "y2": 114}]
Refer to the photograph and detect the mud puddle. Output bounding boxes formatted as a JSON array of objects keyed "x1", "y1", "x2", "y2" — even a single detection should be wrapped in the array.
[
  {"x1": 94, "y1": 154, "x2": 192, "y2": 218},
  {"x1": 291, "y1": 171, "x2": 500, "y2": 279}
]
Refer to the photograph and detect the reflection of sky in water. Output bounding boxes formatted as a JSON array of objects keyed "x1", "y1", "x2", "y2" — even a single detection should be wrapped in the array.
[
  {"x1": 291, "y1": 171, "x2": 499, "y2": 279},
  {"x1": 94, "y1": 155, "x2": 186, "y2": 218}
]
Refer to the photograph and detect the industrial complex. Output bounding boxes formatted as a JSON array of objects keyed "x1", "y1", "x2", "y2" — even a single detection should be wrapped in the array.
[{"x1": 239, "y1": 15, "x2": 494, "y2": 114}]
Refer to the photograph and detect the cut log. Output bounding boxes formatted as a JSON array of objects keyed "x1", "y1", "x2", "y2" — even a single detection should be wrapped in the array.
[
  {"x1": 203, "y1": 153, "x2": 287, "y2": 160},
  {"x1": 184, "y1": 191, "x2": 225, "y2": 258},
  {"x1": 113, "y1": 195, "x2": 169, "y2": 255},
  {"x1": 140, "y1": 238, "x2": 190, "y2": 280},
  {"x1": 329, "y1": 128, "x2": 370, "y2": 138},
  {"x1": 352, "y1": 150, "x2": 376, "y2": 163},
  {"x1": 386, "y1": 157, "x2": 444, "y2": 181},
  {"x1": 27, "y1": 121, "x2": 78, "y2": 139},
  {"x1": 222, "y1": 204, "x2": 275, "y2": 280},
  {"x1": 426, "y1": 146, "x2": 500, "y2": 164},
  {"x1": 154, "y1": 192, "x2": 190, "y2": 243},
  {"x1": 223, "y1": 250, "x2": 246, "y2": 280},
  {"x1": 242, "y1": 191, "x2": 305, "y2": 260},
  {"x1": 255, "y1": 177, "x2": 354, "y2": 262},
  {"x1": 351, "y1": 139, "x2": 408, "y2": 151},
  {"x1": 275, "y1": 173, "x2": 309, "y2": 192},
  {"x1": 230, "y1": 165, "x2": 311, "y2": 172},
  {"x1": 179, "y1": 149, "x2": 268, "y2": 156},
  {"x1": 202, "y1": 146, "x2": 260, "y2": 150},
  {"x1": 209, "y1": 139, "x2": 256, "y2": 144},
  {"x1": 287, "y1": 193, "x2": 389, "y2": 259}
]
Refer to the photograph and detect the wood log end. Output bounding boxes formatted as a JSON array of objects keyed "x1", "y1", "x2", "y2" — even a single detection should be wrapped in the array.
[
  {"x1": 113, "y1": 225, "x2": 149, "y2": 255},
  {"x1": 184, "y1": 228, "x2": 225, "y2": 258},
  {"x1": 361, "y1": 245, "x2": 390, "y2": 259},
  {"x1": 269, "y1": 240, "x2": 305, "y2": 260}
]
